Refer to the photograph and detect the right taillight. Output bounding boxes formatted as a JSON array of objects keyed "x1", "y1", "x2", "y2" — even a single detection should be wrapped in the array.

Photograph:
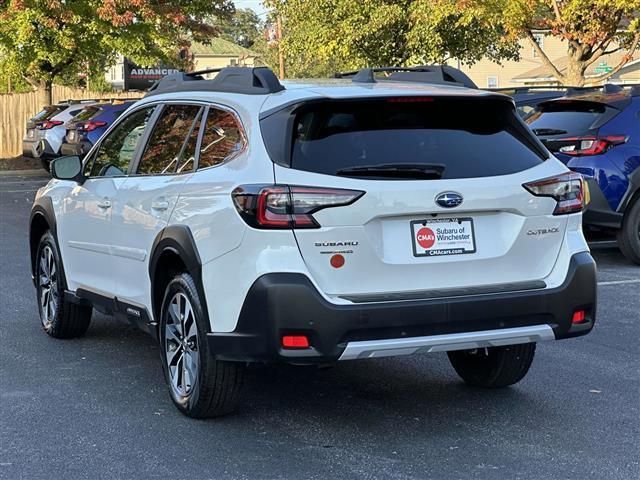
[
  {"x1": 38, "y1": 120, "x2": 63, "y2": 130},
  {"x1": 232, "y1": 184, "x2": 364, "y2": 229},
  {"x1": 523, "y1": 172, "x2": 587, "y2": 215},
  {"x1": 80, "y1": 121, "x2": 107, "y2": 132}
]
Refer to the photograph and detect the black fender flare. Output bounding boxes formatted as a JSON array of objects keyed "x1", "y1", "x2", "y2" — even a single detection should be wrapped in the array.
[
  {"x1": 619, "y1": 167, "x2": 640, "y2": 213},
  {"x1": 148, "y1": 225, "x2": 210, "y2": 330},
  {"x1": 29, "y1": 196, "x2": 66, "y2": 286}
]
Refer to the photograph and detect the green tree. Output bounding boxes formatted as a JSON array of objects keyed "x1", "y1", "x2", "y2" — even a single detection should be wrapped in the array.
[
  {"x1": 267, "y1": 0, "x2": 520, "y2": 77},
  {"x1": 468, "y1": 0, "x2": 640, "y2": 86},
  {"x1": 218, "y1": 8, "x2": 263, "y2": 49},
  {"x1": 0, "y1": 0, "x2": 234, "y2": 106}
]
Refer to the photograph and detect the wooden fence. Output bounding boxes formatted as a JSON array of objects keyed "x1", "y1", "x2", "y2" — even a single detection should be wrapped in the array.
[{"x1": 0, "y1": 86, "x2": 142, "y2": 158}]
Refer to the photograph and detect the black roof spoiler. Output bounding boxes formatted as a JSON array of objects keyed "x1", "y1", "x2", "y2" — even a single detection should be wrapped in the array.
[
  {"x1": 145, "y1": 67, "x2": 285, "y2": 97},
  {"x1": 334, "y1": 66, "x2": 477, "y2": 89}
]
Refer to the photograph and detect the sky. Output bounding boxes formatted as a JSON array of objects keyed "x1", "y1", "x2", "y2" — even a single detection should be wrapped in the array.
[{"x1": 233, "y1": 0, "x2": 269, "y2": 17}]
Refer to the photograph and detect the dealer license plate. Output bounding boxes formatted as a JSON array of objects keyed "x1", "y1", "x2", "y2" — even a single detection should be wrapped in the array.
[{"x1": 411, "y1": 218, "x2": 476, "y2": 257}]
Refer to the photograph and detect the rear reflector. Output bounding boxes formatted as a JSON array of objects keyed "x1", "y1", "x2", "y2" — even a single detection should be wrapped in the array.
[
  {"x1": 523, "y1": 172, "x2": 586, "y2": 215},
  {"x1": 572, "y1": 310, "x2": 586, "y2": 324},
  {"x1": 282, "y1": 335, "x2": 310, "y2": 348}
]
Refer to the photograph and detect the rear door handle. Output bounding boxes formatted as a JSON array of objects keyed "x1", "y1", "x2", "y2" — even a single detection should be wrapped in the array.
[
  {"x1": 97, "y1": 199, "x2": 111, "y2": 209},
  {"x1": 151, "y1": 200, "x2": 169, "y2": 211}
]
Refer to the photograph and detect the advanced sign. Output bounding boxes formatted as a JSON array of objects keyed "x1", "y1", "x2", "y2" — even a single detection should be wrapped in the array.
[{"x1": 124, "y1": 59, "x2": 179, "y2": 90}]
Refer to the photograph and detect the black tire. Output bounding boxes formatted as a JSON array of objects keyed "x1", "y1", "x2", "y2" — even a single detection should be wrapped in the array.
[
  {"x1": 616, "y1": 196, "x2": 640, "y2": 265},
  {"x1": 447, "y1": 343, "x2": 536, "y2": 388},
  {"x1": 39, "y1": 158, "x2": 50, "y2": 173},
  {"x1": 36, "y1": 231, "x2": 92, "y2": 338},
  {"x1": 159, "y1": 273, "x2": 244, "y2": 418}
]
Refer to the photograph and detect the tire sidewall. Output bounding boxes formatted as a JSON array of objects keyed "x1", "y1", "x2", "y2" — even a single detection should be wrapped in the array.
[
  {"x1": 158, "y1": 274, "x2": 210, "y2": 414},
  {"x1": 36, "y1": 232, "x2": 64, "y2": 334}
]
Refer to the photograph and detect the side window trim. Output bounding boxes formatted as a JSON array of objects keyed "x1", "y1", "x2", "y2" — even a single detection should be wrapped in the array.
[
  {"x1": 128, "y1": 105, "x2": 165, "y2": 175},
  {"x1": 174, "y1": 106, "x2": 205, "y2": 174},
  {"x1": 193, "y1": 106, "x2": 209, "y2": 171}
]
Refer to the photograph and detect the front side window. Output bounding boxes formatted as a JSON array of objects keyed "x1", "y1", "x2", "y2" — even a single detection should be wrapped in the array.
[
  {"x1": 137, "y1": 105, "x2": 203, "y2": 175},
  {"x1": 85, "y1": 106, "x2": 155, "y2": 177},
  {"x1": 198, "y1": 107, "x2": 245, "y2": 169}
]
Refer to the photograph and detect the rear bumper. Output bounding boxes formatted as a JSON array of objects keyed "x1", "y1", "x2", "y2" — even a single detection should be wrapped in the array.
[
  {"x1": 208, "y1": 252, "x2": 597, "y2": 364},
  {"x1": 22, "y1": 140, "x2": 41, "y2": 158},
  {"x1": 60, "y1": 141, "x2": 92, "y2": 157},
  {"x1": 583, "y1": 177, "x2": 623, "y2": 229}
]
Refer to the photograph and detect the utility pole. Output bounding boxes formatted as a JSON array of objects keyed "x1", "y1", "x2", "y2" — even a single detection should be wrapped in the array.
[{"x1": 276, "y1": 15, "x2": 285, "y2": 80}]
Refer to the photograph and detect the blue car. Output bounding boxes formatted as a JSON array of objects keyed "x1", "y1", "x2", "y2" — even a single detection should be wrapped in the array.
[
  {"x1": 60, "y1": 100, "x2": 135, "y2": 157},
  {"x1": 527, "y1": 85, "x2": 640, "y2": 263}
]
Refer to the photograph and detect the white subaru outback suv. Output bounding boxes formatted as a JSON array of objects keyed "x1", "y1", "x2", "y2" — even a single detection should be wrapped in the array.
[{"x1": 30, "y1": 66, "x2": 597, "y2": 418}]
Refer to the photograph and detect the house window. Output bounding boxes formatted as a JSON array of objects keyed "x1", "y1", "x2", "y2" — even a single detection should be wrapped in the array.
[
  {"x1": 487, "y1": 76, "x2": 498, "y2": 88},
  {"x1": 532, "y1": 34, "x2": 544, "y2": 58},
  {"x1": 229, "y1": 58, "x2": 238, "y2": 66}
]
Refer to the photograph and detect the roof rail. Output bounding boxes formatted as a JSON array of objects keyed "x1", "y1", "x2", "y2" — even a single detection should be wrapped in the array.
[
  {"x1": 145, "y1": 66, "x2": 285, "y2": 97},
  {"x1": 334, "y1": 66, "x2": 477, "y2": 89}
]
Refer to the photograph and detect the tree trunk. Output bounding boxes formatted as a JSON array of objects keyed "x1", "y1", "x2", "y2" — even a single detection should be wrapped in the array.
[
  {"x1": 563, "y1": 57, "x2": 587, "y2": 87},
  {"x1": 37, "y1": 80, "x2": 53, "y2": 108}
]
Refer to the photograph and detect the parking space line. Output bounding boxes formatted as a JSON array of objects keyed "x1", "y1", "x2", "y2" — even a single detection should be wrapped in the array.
[{"x1": 597, "y1": 279, "x2": 640, "y2": 286}]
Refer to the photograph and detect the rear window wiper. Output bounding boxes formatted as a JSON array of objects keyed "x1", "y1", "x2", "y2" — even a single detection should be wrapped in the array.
[
  {"x1": 531, "y1": 128, "x2": 568, "y2": 136},
  {"x1": 336, "y1": 163, "x2": 445, "y2": 179}
]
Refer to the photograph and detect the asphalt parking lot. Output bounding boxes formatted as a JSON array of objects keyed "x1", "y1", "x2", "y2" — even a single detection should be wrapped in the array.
[{"x1": 1, "y1": 171, "x2": 638, "y2": 480}]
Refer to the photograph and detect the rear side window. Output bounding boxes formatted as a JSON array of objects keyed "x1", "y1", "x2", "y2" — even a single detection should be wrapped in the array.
[
  {"x1": 526, "y1": 101, "x2": 619, "y2": 134},
  {"x1": 137, "y1": 104, "x2": 203, "y2": 175},
  {"x1": 261, "y1": 97, "x2": 546, "y2": 179},
  {"x1": 198, "y1": 107, "x2": 245, "y2": 169}
]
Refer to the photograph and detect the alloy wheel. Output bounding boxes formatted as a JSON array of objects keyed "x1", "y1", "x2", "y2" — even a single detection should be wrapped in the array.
[
  {"x1": 164, "y1": 292, "x2": 199, "y2": 399},
  {"x1": 38, "y1": 245, "x2": 58, "y2": 328}
]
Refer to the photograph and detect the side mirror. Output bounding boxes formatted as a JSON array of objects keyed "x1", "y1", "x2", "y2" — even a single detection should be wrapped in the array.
[{"x1": 50, "y1": 155, "x2": 85, "y2": 184}]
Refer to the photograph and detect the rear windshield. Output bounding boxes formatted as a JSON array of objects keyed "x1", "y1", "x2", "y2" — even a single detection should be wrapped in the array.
[
  {"x1": 526, "y1": 101, "x2": 618, "y2": 134},
  {"x1": 261, "y1": 97, "x2": 546, "y2": 179},
  {"x1": 31, "y1": 106, "x2": 64, "y2": 123},
  {"x1": 72, "y1": 106, "x2": 101, "y2": 122}
]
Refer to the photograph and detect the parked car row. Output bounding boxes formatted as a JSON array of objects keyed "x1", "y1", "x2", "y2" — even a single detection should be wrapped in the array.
[
  {"x1": 522, "y1": 84, "x2": 640, "y2": 264},
  {"x1": 23, "y1": 99, "x2": 135, "y2": 171}
]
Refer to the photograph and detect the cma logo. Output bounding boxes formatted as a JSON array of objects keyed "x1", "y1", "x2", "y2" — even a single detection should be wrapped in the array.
[
  {"x1": 315, "y1": 241, "x2": 359, "y2": 247},
  {"x1": 527, "y1": 228, "x2": 560, "y2": 236}
]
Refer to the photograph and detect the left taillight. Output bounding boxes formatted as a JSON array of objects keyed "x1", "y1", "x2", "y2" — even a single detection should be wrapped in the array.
[
  {"x1": 556, "y1": 135, "x2": 627, "y2": 156},
  {"x1": 232, "y1": 184, "x2": 364, "y2": 229},
  {"x1": 523, "y1": 172, "x2": 588, "y2": 215},
  {"x1": 38, "y1": 120, "x2": 63, "y2": 130}
]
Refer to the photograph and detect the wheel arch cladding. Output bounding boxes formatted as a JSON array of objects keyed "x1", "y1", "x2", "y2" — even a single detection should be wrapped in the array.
[
  {"x1": 619, "y1": 167, "x2": 640, "y2": 213},
  {"x1": 29, "y1": 196, "x2": 58, "y2": 284},
  {"x1": 148, "y1": 225, "x2": 210, "y2": 330}
]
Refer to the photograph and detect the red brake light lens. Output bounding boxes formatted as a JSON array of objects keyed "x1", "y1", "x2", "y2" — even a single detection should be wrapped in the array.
[
  {"x1": 232, "y1": 185, "x2": 364, "y2": 229},
  {"x1": 523, "y1": 172, "x2": 586, "y2": 215},
  {"x1": 282, "y1": 335, "x2": 310, "y2": 349},
  {"x1": 557, "y1": 135, "x2": 627, "y2": 156},
  {"x1": 386, "y1": 97, "x2": 435, "y2": 103},
  {"x1": 38, "y1": 120, "x2": 63, "y2": 130},
  {"x1": 572, "y1": 310, "x2": 586, "y2": 324},
  {"x1": 81, "y1": 120, "x2": 107, "y2": 132}
]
